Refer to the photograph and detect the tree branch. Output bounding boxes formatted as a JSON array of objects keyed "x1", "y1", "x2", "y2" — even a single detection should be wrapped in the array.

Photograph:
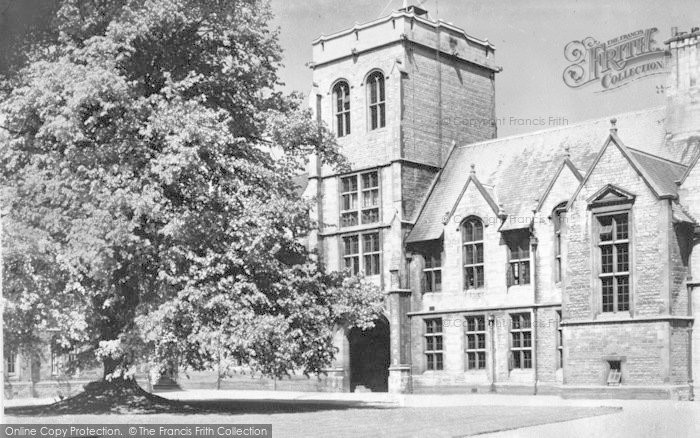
[{"x1": 0, "y1": 124, "x2": 25, "y2": 136}]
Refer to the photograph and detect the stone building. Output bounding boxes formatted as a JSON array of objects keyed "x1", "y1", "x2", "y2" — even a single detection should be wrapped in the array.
[
  {"x1": 304, "y1": 4, "x2": 700, "y2": 400},
  {"x1": 5, "y1": 4, "x2": 700, "y2": 401}
]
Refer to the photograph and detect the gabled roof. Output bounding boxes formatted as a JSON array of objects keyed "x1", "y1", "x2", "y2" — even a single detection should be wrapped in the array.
[
  {"x1": 444, "y1": 169, "x2": 501, "y2": 225},
  {"x1": 567, "y1": 133, "x2": 688, "y2": 208},
  {"x1": 626, "y1": 147, "x2": 687, "y2": 198},
  {"x1": 534, "y1": 158, "x2": 583, "y2": 214},
  {"x1": 672, "y1": 202, "x2": 697, "y2": 224},
  {"x1": 406, "y1": 107, "x2": 696, "y2": 244}
]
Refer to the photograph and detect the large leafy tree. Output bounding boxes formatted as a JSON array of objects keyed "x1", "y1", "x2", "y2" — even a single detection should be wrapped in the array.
[{"x1": 1, "y1": 0, "x2": 382, "y2": 381}]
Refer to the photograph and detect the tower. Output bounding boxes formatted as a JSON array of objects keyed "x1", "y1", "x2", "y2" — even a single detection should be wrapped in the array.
[
  {"x1": 665, "y1": 27, "x2": 700, "y2": 145},
  {"x1": 305, "y1": 4, "x2": 499, "y2": 392}
]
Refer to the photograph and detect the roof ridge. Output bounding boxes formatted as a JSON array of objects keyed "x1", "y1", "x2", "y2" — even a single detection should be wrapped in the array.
[
  {"x1": 455, "y1": 106, "x2": 665, "y2": 150},
  {"x1": 626, "y1": 146, "x2": 688, "y2": 168}
]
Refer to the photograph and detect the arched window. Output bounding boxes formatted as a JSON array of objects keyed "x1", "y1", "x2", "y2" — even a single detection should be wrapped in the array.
[
  {"x1": 367, "y1": 71, "x2": 385, "y2": 130},
  {"x1": 553, "y1": 202, "x2": 567, "y2": 282},
  {"x1": 333, "y1": 81, "x2": 351, "y2": 137},
  {"x1": 463, "y1": 217, "x2": 484, "y2": 289}
]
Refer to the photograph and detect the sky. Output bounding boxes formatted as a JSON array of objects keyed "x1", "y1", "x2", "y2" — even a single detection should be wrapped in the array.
[{"x1": 270, "y1": 0, "x2": 700, "y2": 136}]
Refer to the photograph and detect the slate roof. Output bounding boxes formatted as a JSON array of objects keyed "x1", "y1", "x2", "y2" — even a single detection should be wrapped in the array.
[
  {"x1": 672, "y1": 202, "x2": 697, "y2": 224},
  {"x1": 626, "y1": 148, "x2": 687, "y2": 198},
  {"x1": 406, "y1": 107, "x2": 695, "y2": 244}
]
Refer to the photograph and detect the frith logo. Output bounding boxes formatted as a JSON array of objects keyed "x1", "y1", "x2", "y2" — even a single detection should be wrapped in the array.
[{"x1": 563, "y1": 28, "x2": 667, "y2": 92}]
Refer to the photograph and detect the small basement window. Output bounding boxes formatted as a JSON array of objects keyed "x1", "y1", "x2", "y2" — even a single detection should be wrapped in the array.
[{"x1": 606, "y1": 360, "x2": 622, "y2": 386}]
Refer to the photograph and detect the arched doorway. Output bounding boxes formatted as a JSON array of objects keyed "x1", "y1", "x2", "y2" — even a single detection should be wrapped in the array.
[{"x1": 348, "y1": 317, "x2": 390, "y2": 392}]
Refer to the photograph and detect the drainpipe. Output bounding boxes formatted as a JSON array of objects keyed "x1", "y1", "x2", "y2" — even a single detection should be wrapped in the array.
[
  {"x1": 315, "y1": 94, "x2": 324, "y2": 263},
  {"x1": 689, "y1": 317, "x2": 694, "y2": 401},
  {"x1": 489, "y1": 313, "x2": 496, "y2": 392},
  {"x1": 533, "y1": 308, "x2": 538, "y2": 396},
  {"x1": 688, "y1": 278, "x2": 696, "y2": 401},
  {"x1": 531, "y1": 230, "x2": 539, "y2": 396}
]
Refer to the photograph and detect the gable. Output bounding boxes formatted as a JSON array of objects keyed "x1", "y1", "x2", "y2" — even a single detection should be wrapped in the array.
[
  {"x1": 447, "y1": 175, "x2": 501, "y2": 226},
  {"x1": 568, "y1": 134, "x2": 668, "y2": 210},
  {"x1": 587, "y1": 184, "x2": 636, "y2": 207},
  {"x1": 536, "y1": 158, "x2": 584, "y2": 215}
]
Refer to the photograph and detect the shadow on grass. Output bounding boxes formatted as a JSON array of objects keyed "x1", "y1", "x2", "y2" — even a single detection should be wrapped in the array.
[{"x1": 6, "y1": 380, "x2": 391, "y2": 417}]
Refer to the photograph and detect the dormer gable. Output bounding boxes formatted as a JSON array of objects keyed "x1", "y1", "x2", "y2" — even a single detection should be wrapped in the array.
[
  {"x1": 535, "y1": 156, "x2": 584, "y2": 214},
  {"x1": 587, "y1": 184, "x2": 636, "y2": 209},
  {"x1": 443, "y1": 167, "x2": 501, "y2": 225},
  {"x1": 568, "y1": 128, "x2": 684, "y2": 211}
]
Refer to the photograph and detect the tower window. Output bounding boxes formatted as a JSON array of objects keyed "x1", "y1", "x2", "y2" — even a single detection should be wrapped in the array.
[
  {"x1": 597, "y1": 213, "x2": 630, "y2": 313},
  {"x1": 367, "y1": 71, "x2": 386, "y2": 130},
  {"x1": 340, "y1": 170, "x2": 380, "y2": 227},
  {"x1": 333, "y1": 81, "x2": 351, "y2": 137},
  {"x1": 362, "y1": 232, "x2": 381, "y2": 276},
  {"x1": 342, "y1": 232, "x2": 381, "y2": 276},
  {"x1": 462, "y1": 217, "x2": 484, "y2": 289},
  {"x1": 342, "y1": 235, "x2": 360, "y2": 275}
]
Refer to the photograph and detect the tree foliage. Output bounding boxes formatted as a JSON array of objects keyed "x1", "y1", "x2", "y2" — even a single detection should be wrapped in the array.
[{"x1": 1, "y1": 0, "x2": 381, "y2": 380}]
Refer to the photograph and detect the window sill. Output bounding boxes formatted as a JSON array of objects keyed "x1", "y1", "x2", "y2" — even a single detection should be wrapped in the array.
[
  {"x1": 319, "y1": 223, "x2": 390, "y2": 237},
  {"x1": 595, "y1": 311, "x2": 633, "y2": 322},
  {"x1": 508, "y1": 283, "x2": 532, "y2": 288},
  {"x1": 508, "y1": 368, "x2": 534, "y2": 374}
]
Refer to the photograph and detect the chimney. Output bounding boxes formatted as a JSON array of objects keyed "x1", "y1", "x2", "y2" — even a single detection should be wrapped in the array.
[{"x1": 664, "y1": 27, "x2": 700, "y2": 140}]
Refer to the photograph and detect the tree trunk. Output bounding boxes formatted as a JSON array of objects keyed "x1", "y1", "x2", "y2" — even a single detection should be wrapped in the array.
[{"x1": 102, "y1": 356, "x2": 121, "y2": 380}]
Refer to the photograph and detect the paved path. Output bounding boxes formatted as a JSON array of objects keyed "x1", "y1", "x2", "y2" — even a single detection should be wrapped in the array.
[
  {"x1": 4, "y1": 389, "x2": 699, "y2": 437},
  {"x1": 480, "y1": 399, "x2": 700, "y2": 438}
]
